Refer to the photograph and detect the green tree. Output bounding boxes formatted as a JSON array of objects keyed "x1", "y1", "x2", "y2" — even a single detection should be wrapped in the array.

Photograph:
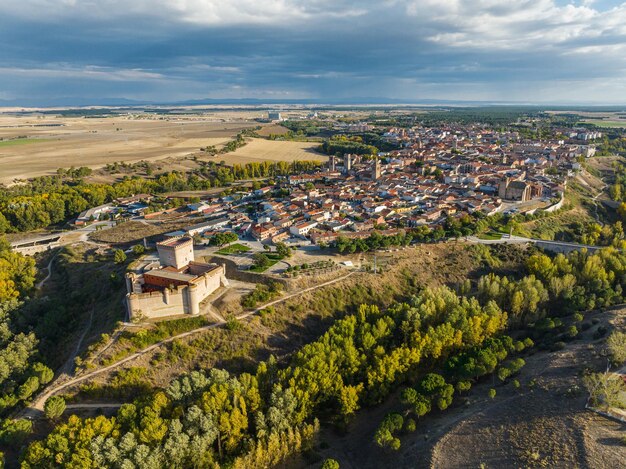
[
  {"x1": 373, "y1": 413, "x2": 403, "y2": 451},
  {"x1": 583, "y1": 372, "x2": 626, "y2": 409},
  {"x1": 607, "y1": 331, "x2": 626, "y2": 365},
  {"x1": 322, "y1": 459, "x2": 340, "y2": 469},
  {"x1": 275, "y1": 242, "x2": 292, "y2": 259},
  {"x1": 252, "y1": 253, "x2": 271, "y2": 269},
  {"x1": 0, "y1": 419, "x2": 33, "y2": 446},
  {"x1": 44, "y1": 396, "x2": 66, "y2": 420},
  {"x1": 113, "y1": 249, "x2": 127, "y2": 264}
]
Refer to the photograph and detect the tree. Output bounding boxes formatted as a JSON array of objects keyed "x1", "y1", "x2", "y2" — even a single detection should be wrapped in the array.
[
  {"x1": 373, "y1": 413, "x2": 403, "y2": 451},
  {"x1": 113, "y1": 249, "x2": 127, "y2": 264},
  {"x1": 488, "y1": 388, "x2": 497, "y2": 399},
  {"x1": 583, "y1": 372, "x2": 626, "y2": 409},
  {"x1": 210, "y1": 232, "x2": 238, "y2": 247},
  {"x1": 322, "y1": 459, "x2": 340, "y2": 469},
  {"x1": 606, "y1": 331, "x2": 626, "y2": 366},
  {"x1": 275, "y1": 243, "x2": 292, "y2": 259},
  {"x1": 252, "y1": 253, "x2": 271, "y2": 269},
  {"x1": 0, "y1": 238, "x2": 37, "y2": 301},
  {"x1": 44, "y1": 396, "x2": 66, "y2": 420},
  {"x1": 132, "y1": 244, "x2": 145, "y2": 256},
  {"x1": 0, "y1": 419, "x2": 33, "y2": 446}
]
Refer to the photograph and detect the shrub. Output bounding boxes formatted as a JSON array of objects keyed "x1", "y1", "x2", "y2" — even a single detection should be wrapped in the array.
[
  {"x1": 456, "y1": 381, "x2": 472, "y2": 393},
  {"x1": 403, "y1": 418, "x2": 417, "y2": 433},
  {"x1": 321, "y1": 459, "x2": 340, "y2": 469},
  {"x1": 593, "y1": 326, "x2": 608, "y2": 340},
  {"x1": 226, "y1": 318, "x2": 243, "y2": 332},
  {"x1": 488, "y1": 388, "x2": 496, "y2": 399},
  {"x1": 132, "y1": 244, "x2": 145, "y2": 255},
  {"x1": 551, "y1": 341, "x2": 566, "y2": 351},
  {"x1": 374, "y1": 413, "x2": 404, "y2": 451},
  {"x1": 113, "y1": 249, "x2": 127, "y2": 264},
  {"x1": 567, "y1": 325, "x2": 579, "y2": 339}
]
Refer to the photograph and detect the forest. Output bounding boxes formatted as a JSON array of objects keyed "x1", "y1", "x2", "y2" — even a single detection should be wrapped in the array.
[
  {"x1": 320, "y1": 135, "x2": 378, "y2": 157},
  {"x1": 16, "y1": 245, "x2": 626, "y2": 468}
]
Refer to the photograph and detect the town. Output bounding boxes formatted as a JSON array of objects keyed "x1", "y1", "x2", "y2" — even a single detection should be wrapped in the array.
[{"x1": 75, "y1": 123, "x2": 597, "y2": 244}]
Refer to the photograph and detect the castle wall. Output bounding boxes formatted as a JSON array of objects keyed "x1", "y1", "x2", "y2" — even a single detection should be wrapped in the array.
[
  {"x1": 126, "y1": 287, "x2": 188, "y2": 320},
  {"x1": 126, "y1": 264, "x2": 226, "y2": 321}
]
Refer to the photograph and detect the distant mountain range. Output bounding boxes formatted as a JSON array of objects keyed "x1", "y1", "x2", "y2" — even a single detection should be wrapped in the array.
[
  {"x1": 0, "y1": 96, "x2": 624, "y2": 109},
  {"x1": 0, "y1": 96, "x2": 550, "y2": 108}
]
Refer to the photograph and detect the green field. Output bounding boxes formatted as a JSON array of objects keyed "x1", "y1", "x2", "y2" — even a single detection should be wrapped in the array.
[
  {"x1": 581, "y1": 120, "x2": 626, "y2": 128},
  {"x1": 215, "y1": 243, "x2": 251, "y2": 255},
  {"x1": 0, "y1": 138, "x2": 49, "y2": 147}
]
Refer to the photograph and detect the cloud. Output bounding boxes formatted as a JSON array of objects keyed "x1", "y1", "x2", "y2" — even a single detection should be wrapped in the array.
[
  {"x1": 0, "y1": 65, "x2": 165, "y2": 81},
  {"x1": 0, "y1": 0, "x2": 626, "y2": 103},
  {"x1": 0, "y1": 0, "x2": 368, "y2": 25}
]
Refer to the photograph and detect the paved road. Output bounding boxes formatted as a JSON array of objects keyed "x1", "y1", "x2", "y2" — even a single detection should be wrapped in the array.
[
  {"x1": 21, "y1": 270, "x2": 357, "y2": 417},
  {"x1": 465, "y1": 235, "x2": 602, "y2": 252}
]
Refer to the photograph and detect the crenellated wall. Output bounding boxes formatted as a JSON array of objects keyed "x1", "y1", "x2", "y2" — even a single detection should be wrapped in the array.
[{"x1": 125, "y1": 264, "x2": 226, "y2": 321}]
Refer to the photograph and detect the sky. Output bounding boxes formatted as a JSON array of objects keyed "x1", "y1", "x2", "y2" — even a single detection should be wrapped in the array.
[{"x1": 1, "y1": 0, "x2": 626, "y2": 105}]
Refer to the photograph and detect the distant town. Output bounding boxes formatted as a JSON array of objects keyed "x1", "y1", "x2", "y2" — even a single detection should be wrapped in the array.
[{"x1": 70, "y1": 120, "x2": 598, "y2": 248}]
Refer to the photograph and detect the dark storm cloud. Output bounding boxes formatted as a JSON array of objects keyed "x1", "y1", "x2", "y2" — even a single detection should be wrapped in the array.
[{"x1": 1, "y1": 1, "x2": 625, "y2": 104}]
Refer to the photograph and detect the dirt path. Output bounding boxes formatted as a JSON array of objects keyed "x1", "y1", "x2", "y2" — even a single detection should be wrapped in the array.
[
  {"x1": 36, "y1": 251, "x2": 58, "y2": 290},
  {"x1": 21, "y1": 270, "x2": 357, "y2": 417},
  {"x1": 590, "y1": 182, "x2": 609, "y2": 225}
]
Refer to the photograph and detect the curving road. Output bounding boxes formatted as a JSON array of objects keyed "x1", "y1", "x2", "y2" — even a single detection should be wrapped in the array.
[{"x1": 464, "y1": 235, "x2": 604, "y2": 253}]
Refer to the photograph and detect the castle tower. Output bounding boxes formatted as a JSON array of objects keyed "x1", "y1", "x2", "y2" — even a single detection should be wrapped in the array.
[
  {"x1": 329, "y1": 155, "x2": 336, "y2": 172},
  {"x1": 156, "y1": 236, "x2": 194, "y2": 270}
]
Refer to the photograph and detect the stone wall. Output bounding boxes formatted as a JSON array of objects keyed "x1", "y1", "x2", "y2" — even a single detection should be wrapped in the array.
[
  {"x1": 126, "y1": 265, "x2": 226, "y2": 320},
  {"x1": 126, "y1": 285, "x2": 189, "y2": 320},
  {"x1": 206, "y1": 256, "x2": 290, "y2": 289}
]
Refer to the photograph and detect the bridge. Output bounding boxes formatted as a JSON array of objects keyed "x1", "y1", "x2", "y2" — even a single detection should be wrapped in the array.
[{"x1": 10, "y1": 233, "x2": 62, "y2": 255}]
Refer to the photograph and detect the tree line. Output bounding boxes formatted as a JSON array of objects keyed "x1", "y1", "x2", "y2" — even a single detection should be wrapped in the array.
[
  {"x1": 0, "y1": 160, "x2": 323, "y2": 233},
  {"x1": 320, "y1": 135, "x2": 378, "y2": 157}
]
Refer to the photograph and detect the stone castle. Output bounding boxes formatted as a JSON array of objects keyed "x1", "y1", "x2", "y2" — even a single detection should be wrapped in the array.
[{"x1": 125, "y1": 236, "x2": 228, "y2": 321}]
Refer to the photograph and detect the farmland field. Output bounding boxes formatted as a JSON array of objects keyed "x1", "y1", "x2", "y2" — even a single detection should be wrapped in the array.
[
  {"x1": 219, "y1": 137, "x2": 326, "y2": 164},
  {"x1": 581, "y1": 119, "x2": 626, "y2": 128},
  {"x1": 0, "y1": 137, "x2": 51, "y2": 147},
  {"x1": 0, "y1": 113, "x2": 256, "y2": 184}
]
